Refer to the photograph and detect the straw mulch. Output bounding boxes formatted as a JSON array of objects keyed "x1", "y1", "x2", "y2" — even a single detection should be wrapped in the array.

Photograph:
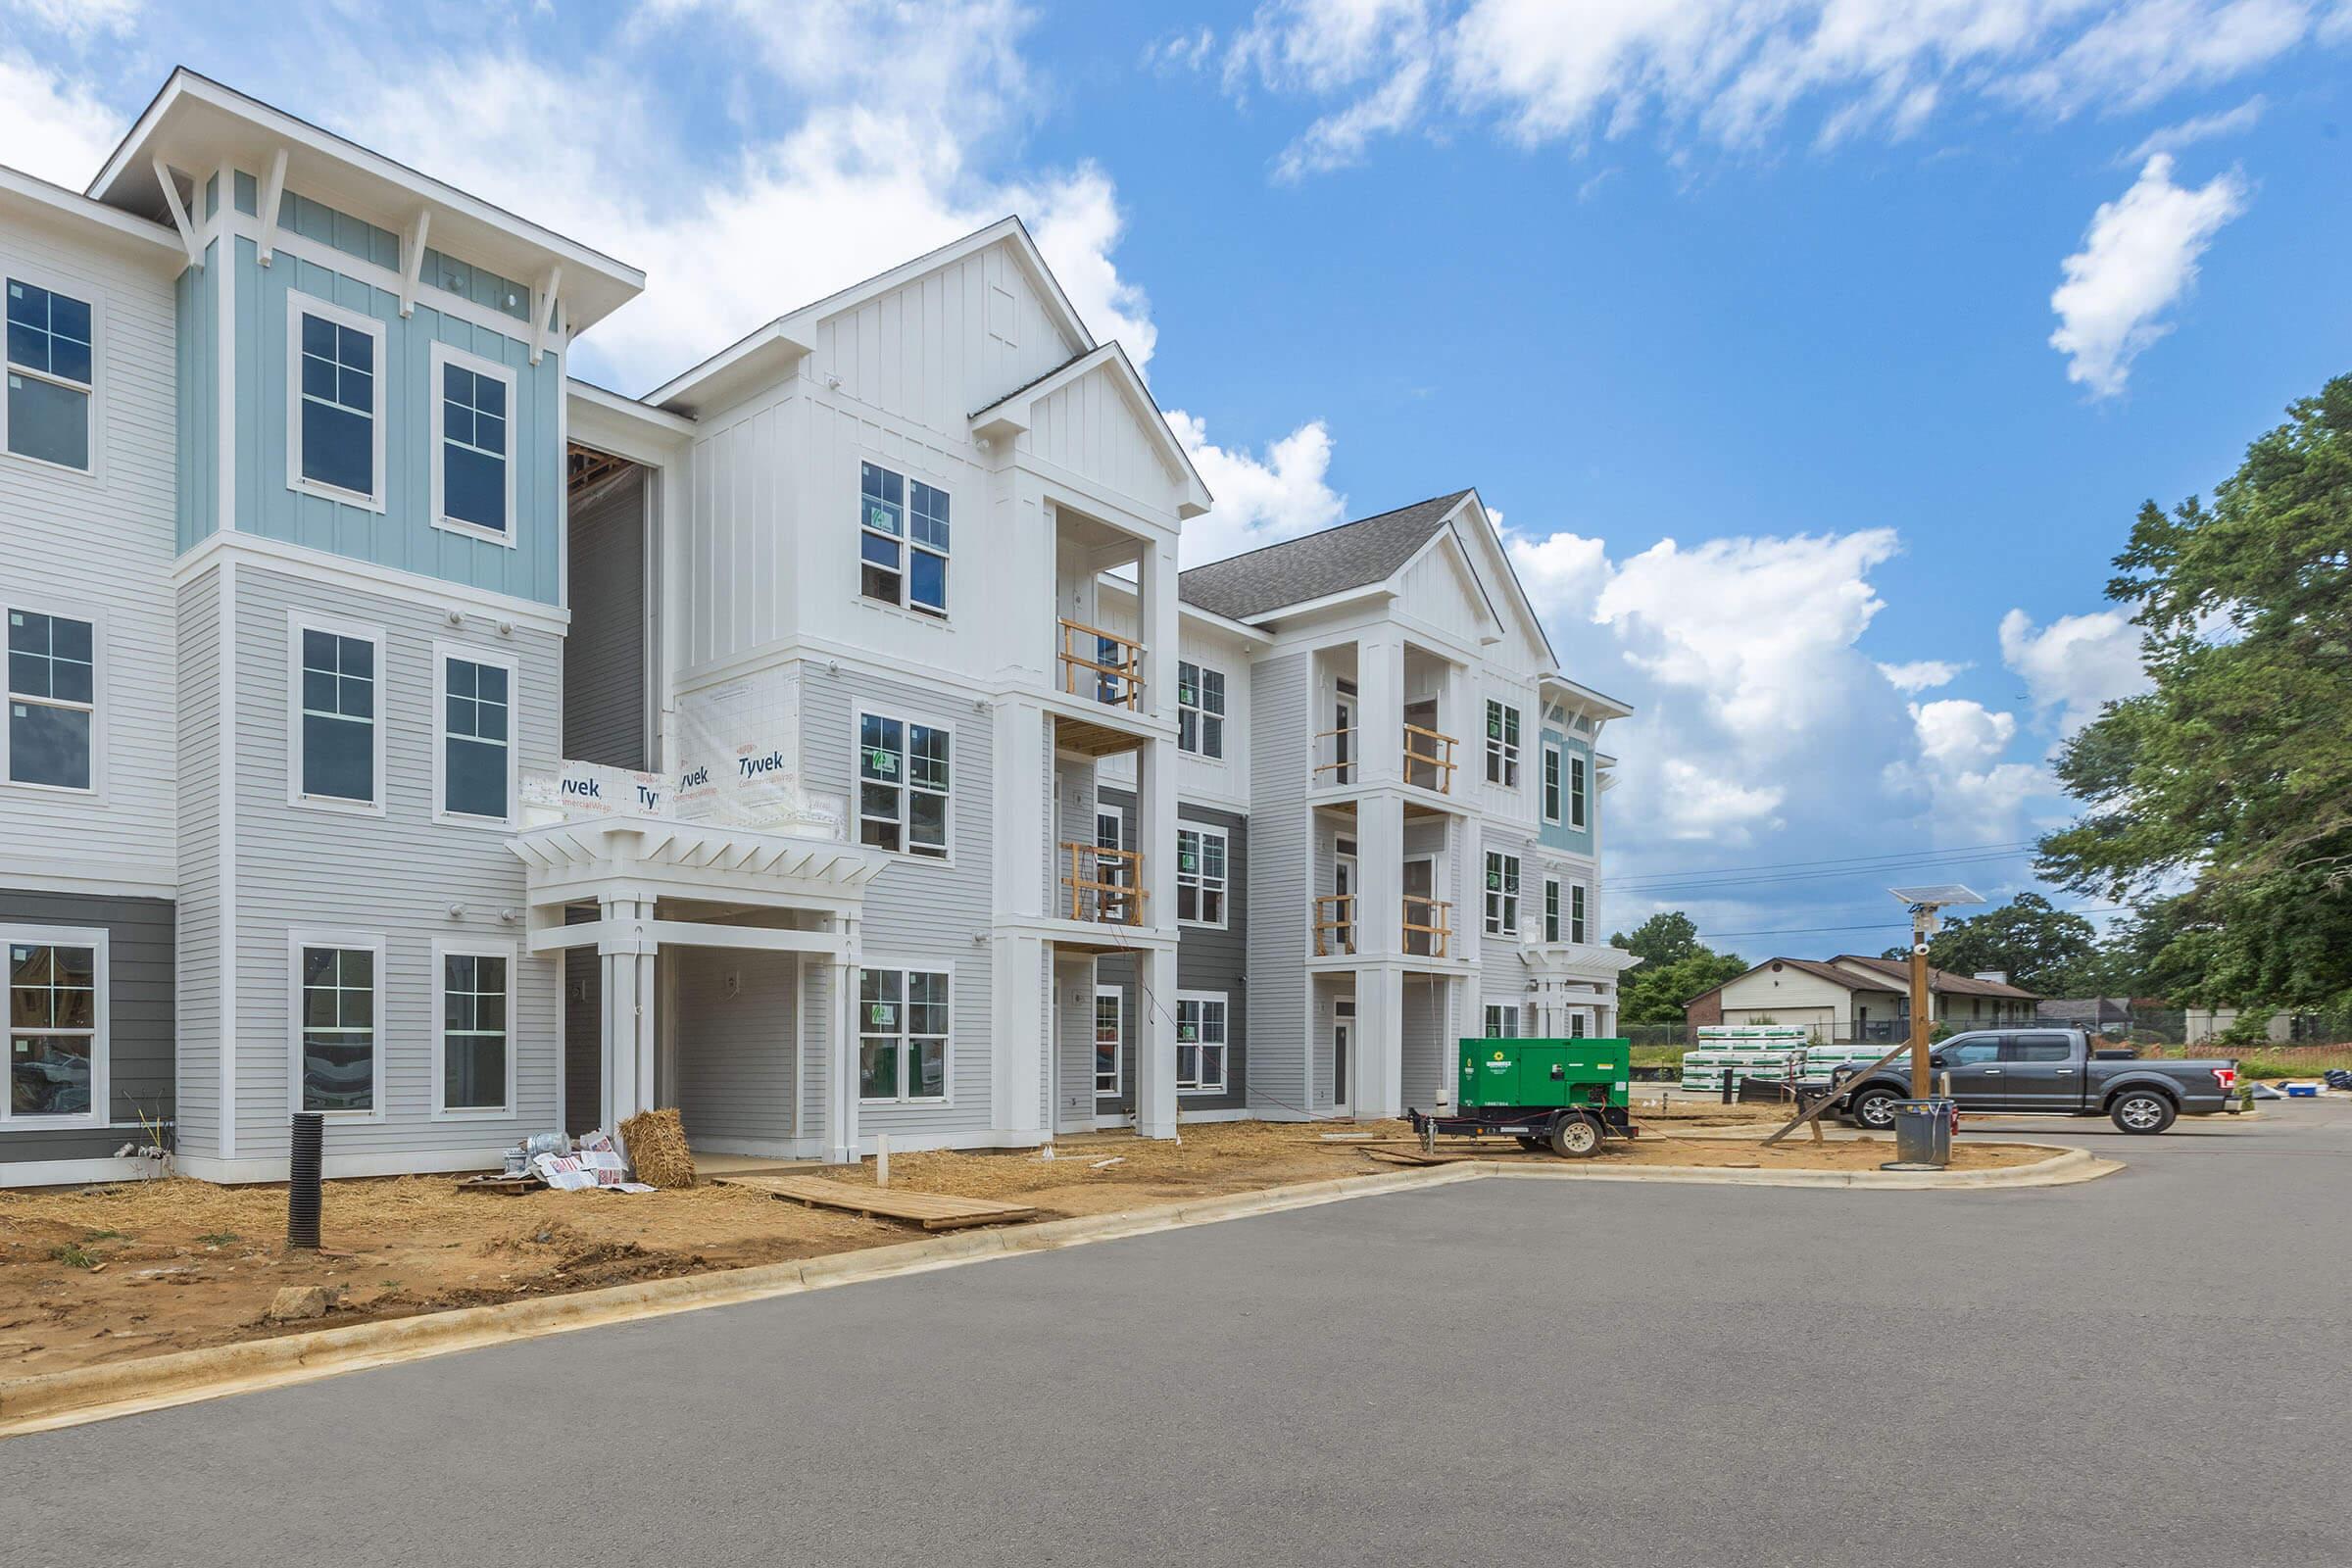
[{"x1": 619, "y1": 1107, "x2": 696, "y2": 1189}]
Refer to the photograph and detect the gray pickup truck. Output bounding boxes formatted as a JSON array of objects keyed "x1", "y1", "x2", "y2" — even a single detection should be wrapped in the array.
[{"x1": 1839, "y1": 1028, "x2": 2238, "y2": 1134}]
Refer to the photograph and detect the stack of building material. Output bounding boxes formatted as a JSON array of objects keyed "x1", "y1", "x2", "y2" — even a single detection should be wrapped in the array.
[{"x1": 618, "y1": 1108, "x2": 696, "y2": 1189}]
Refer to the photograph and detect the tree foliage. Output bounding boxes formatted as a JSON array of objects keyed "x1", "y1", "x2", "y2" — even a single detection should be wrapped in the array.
[
  {"x1": 1877, "y1": 893, "x2": 2104, "y2": 996},
  {"x1": 1610, "y1": 910, "x2": 1705, "y2": 969},
  {"x1": 2038, "y1": 374, "x2": 2352, "y2": 1011},
  {"x1": 1611, "y1": 911, "x2": 1747, "y2": 1023}
]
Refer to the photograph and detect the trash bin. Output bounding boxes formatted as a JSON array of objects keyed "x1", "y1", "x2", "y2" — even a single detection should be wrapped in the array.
[{"x1": 1885, "y1": 1097, "x2": 1955, "y2": 1170}]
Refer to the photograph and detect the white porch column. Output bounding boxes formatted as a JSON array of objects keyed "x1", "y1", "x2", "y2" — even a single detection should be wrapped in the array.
[
  {"x1": 1136, "y1": 941, "x2": 1179, "y2": 1139},
  {"x1": 992, "y1": 931, "x2": 1048, "y2": 1144},
  {"x1": 1357, "y1": 793, "x2": 1404, "y2": 958},
  {"x1": 599, "y1": 896, "x2": 658, "y2": 1128},
  {"x1": 825, "y1": 913, "x2": 861, "y2": 1165},
  {"x1": 1356, "y1": 632, "x2": 1404, "y2": 786},
  {"x1": 1357, "y1": 964, "x2": 1405, "y2": 1120},
  {"x1": 1138, "y1": 538, "x2": 1179, "y2": 729},
  {"x1": 993, "y1": 699, "x2": 1052, "y2": 920}
]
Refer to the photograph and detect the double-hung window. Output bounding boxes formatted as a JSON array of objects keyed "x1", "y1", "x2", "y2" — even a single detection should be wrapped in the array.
[
  {"x1": 1177, "y1": 825, "x2": 1227, "y2": 926},
  {"x1": 6, "y1": 608, "x2": 95, "y2": 791},
  {"x1": 1571, "y1": 883, "x2": 1589, "y2": 945},
  {"x1": 1176, "y1": 994, "x2": 1227, "y2": 1092},
  {"x1": 1544, "y1": 877, "x2": 1562, "y2": 943},
  {"x1": 858, "y1": 462, "x2": 949, "y2": 616},
  {"x1": 1486, "y1": 701, "x2": 1520, "y2": 787},
  {"x1": 1484, "y1": 852, "x2": 1520, "y2": 937},
  {"x1": 5, "y1": 278, "x2": 94, "y2": 470},
  {"x1": 436, "y1": 647, "x2": 514, "y2": 825},
  {"x1": 859, "y1": 967, "x2": 949, "y2": 1102},
  {"x1": 434, "y1": 944, "x2": 513, "y2": 1115},
  {"x1": 1542, "y1": 743, "x2": 1563, "y2": 823},
  {"x1": 6, "y1": 927, "x2": 104, "y2": 1121},
  {"x1": 1177, "y1": 662, "x2": 1225, "y2": 758},
  {"x1": 1483, "y1": 1003, "x2": 1520, "y2": 1040},
  {"x1": 296, "y1": 938, "x2": 381, "y2": 1115},
  {"x1": 1094, "y1": 987, "x2": 1122, "y2": 1098},
  {"x1": 290, "y1": 297, "x2": 384, "y2": 508},
  {"x1": 1570, "y1": 755, "x2": 1589, "y2": 829},
  {"x1": 857, "y1": 710, "x2": 950, "y2": 858},
  {"x1": 293, "y1": 619, "x2": 381, "y2": 809},
  {"x1": 431, "y1": 345, "x2": 514, "y2": 541}
]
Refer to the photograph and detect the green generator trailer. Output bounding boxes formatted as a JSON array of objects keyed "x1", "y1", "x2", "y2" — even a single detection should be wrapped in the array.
[{"x1": 1405, "y1": 1038, "x2": 1639, "y2": 1157}]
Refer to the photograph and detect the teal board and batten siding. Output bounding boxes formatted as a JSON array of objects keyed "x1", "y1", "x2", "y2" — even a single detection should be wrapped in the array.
[
  {"x1": 0, "y1": 891, "x2": 175, "y2": 1167},
  {"x1": 227, "y1": 236, "x2": 562, "y2": 605},
  {"x1": 224, "y1": 564, "x2": 563, "y2": 1162},
  {"x1": 1539, "y1": 726, "x2": 1594, "y2": 856},
  {"x1": 175, "y1": 239, "x2": 220, "y2": 550}
]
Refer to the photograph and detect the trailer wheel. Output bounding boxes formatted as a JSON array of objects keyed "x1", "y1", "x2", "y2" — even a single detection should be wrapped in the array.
[{"x1": 1550, "y1": 1113, "x2": 1601, "y2": 1158}]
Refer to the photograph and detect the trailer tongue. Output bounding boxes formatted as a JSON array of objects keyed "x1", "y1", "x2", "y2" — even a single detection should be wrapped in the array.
[{"x1": 1407, "y1": 1038, "x2": 1639, "y2": 1158}]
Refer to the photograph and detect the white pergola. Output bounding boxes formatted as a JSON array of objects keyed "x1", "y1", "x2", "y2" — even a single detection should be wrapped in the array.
[
  {"x1": 1521, "y1": 942, "x2": 1643, "y2": 1038},
  {"x1": 510, "y1": 814, "x2": 892, "y2": 1157}
]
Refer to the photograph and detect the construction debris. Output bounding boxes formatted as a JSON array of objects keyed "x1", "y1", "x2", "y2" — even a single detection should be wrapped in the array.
[
  {"x1": 265, "y1": 1285, "x2": 339, "y2": 1322},
  {"x1": 619, "y1": 1108, "x2": 697, "y2": 1190}
]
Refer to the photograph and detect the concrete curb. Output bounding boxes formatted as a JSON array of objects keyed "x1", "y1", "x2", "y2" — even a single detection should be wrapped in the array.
[{"x1": 0, "y1": 1144, "x2": 2103, "y2": 1438}]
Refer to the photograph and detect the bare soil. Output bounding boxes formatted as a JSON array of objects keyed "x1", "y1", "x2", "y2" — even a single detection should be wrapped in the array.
[{"x1": 0, "y1": 1119, "x2": 2050, "y2": 1379}]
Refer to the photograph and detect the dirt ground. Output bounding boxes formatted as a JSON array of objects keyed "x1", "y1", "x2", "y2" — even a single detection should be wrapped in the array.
[{"x1": 0, "y1": 1118, "x2": 2050, "y2": 1379}]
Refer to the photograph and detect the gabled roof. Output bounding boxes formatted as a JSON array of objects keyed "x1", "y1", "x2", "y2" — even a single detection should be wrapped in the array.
[
  {"x1": 1177, "y1": 490, "x2": 1472, "y2": 621},
  {"x1": 969, "y1": 340, "x2": 1212, "y2": 519},
  {"x1": 1, "y1": 163, "x2": 185, "y2": 257},
  {"x1": 649, "y1": 215, "x2": 1089, "y2": 415},
  {"x1": 88, "y1": 70, "x2": 643, "y2": 330},
  {"x1": 1831, "y1": 956, "x2": 2042, "y2": 1001}
]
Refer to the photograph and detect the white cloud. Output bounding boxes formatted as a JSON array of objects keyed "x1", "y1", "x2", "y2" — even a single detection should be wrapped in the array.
[
  {"x1": 1999, "y1": 607, "x2": 2151, "y2": 734},
  {"x1": 1908, "y1": 698, "x2": 2016, "y2": 771},
  {"x1": 1655, "y1": 760, "x2": 1786, "y2": 840},
  {"x1": 1504, "y1": 528, "x2": 1610, "y2": 622},
  {"x1": 2047, "y1": 153, "x2": 2249, "y2": 397},
  {"x1": 1879, "y1": 699, "x2": 2049, "y2": 843},
  {"x1": 1163, "y1": 411, "x2": 1348, "y2": 566},
  {"x1": 1878, "y1": 659, "x2": 1967, "y2": 693},
  {"x1": 2122, "y1": 93, "x2": 2266, "y2": 164},
  {"x1": 0, "y1": 51, "x2": 124, "y2": 185},
  {"x1": 1208, "y1": 1, "x2": 2338, "y2": 173},
  {"x1": 5, "y1": 0, "x2": 142, "y2": 43}
]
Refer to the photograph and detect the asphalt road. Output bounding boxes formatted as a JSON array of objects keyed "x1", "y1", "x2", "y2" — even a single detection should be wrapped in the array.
[{"x1": 5, "y1": 1102, "x2": 2348, "y2": 1568}]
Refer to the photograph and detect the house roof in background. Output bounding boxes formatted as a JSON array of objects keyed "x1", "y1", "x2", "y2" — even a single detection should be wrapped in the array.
[
  {"x1": 1177, "y1": 489, "x2": 1472, "y2": 620},
  {"x1": 1831, "y1": 956, "x2": 2043, "y2": 1000}
]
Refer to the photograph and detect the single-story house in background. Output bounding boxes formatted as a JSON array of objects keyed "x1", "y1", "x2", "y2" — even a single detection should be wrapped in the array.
[{"x1": 1684, "y1": 956, "x2": 2041, "y2": 1042}]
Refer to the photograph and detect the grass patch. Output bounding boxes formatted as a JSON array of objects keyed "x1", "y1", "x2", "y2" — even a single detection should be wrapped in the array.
[
  {"x1": 193, "y1": 1232, "x2": 240, "y2": 1247},
  {"x1": 82, "y1": 1228, "x2": 129, "y2": 1242},
  {"x1": 50, "y1": 1243, "x2": 100, "y2": 1270}
]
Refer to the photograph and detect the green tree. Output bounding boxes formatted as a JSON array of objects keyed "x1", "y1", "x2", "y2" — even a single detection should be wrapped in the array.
[
  {"x1": 1876, "y1": 893, "x2": 2103, "y2": 995},
  {"x1": 1620, "y1": 948, "x2": 1749, "y2": 1024},
  {"x1": 1610, "y1": 910, "x2": 1704, "y2": 968},
  {"x1": 2038, "y1": 374, "x2": 2352, "y2": 1012}
]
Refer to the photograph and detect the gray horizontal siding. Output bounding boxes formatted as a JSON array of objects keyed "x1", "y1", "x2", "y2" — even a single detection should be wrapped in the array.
[
  {"x1": 0, "y1": 889, "x2": 174, "y2": 1165},
  {"x1": 1097, "y1": 790, "x2": 1250, "y2": 1113}
]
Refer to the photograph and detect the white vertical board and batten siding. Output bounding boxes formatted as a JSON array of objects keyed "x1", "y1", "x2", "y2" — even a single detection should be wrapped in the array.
[
  {"x1": 228, "y1": 565, "x2": 561, "y2": 1159},
  {"x1": 0, "y1": 208, "x2": 181, "y2": 894},
  {"x1": 1022, "y1": 367, "x2": 1185, "y2": 514}
]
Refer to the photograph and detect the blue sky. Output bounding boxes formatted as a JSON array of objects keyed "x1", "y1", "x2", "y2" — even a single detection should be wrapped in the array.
[{"x1": 7, "y1": 0, "x2": 2348, "y2": 964}]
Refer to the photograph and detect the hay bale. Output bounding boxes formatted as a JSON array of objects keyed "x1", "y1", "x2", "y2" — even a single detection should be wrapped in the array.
[{"x1": 618, "y1": 1107, "x2": 695, "y2": 1190}]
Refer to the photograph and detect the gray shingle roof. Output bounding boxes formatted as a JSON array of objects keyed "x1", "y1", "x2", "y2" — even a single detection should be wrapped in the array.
[{"x1": 1178, "y1": 490, "x2": 1473, "y2": 621}]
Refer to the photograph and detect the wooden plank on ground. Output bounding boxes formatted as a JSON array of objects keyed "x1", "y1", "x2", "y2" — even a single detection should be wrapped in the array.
[{"x1": 716, "y1": 1173, "x2": 1040, "y2": 1231}]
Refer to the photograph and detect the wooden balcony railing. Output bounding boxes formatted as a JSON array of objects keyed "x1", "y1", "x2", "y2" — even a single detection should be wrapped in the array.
[
  {"x1": 1062, "y1": 841, "x2": 1145, "y2": 925},
  {"x1": 1058, "y1": 619, "x2": 1143, "y2": 710},
  {"x1": 1313, "y1": 894, "x2": 1356, "y2": 956},
  {"x1": 1403, "y1": 724, "x2": 1457, "y2": 794},
  {"x1": 1402, "y1": 895, "x2": 1453, "y2": 958},
  {"x1": 1310, "y1": 725, "x2": 1357, "y2": 785}
]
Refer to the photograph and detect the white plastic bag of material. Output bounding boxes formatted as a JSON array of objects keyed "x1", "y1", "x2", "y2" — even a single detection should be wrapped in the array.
[{"x1": 532, "y1": 1152, "x2": 597, "y2": 1191}]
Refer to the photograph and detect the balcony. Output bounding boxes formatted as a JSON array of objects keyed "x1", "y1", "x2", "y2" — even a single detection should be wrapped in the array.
[
  {"x1": 1061, "y1": 841, "x2": 1145, "y2": 925},
  {"x1": 1314, "y1": 894, "x2": 1355, "y2": 956},
  {"x1": 1403, "y1": 724, "x2": 1456, "y2": 794},
  {"x1": 1403, "y1": 895, "x2": 1453, "y2": 958},
  {"x1": 1058, "y1": 619, "x2": 1143, "y2": 710},
  {"x1": 1312, "y1": 725, "x2": 1357, "y2": 786}
]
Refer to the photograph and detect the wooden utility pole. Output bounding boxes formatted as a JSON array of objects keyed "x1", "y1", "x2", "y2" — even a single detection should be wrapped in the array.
[{"x1": 1909, "y1": 909, "x2": 1934, "y2": 1100}]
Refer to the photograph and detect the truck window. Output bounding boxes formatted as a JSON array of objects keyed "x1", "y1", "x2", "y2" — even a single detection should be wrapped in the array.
[
  {"x1": 2007, "y1": 1035, "x2": 2073, "y2": 1063},
  {"x1": 1940, "y1": 1039, "x2": 1999, "y2": 1067}
]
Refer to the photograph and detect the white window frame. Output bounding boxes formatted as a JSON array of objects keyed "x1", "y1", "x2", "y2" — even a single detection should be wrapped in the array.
[
  {"x1": 1482, "y1": 1001, "x2": 1520, "y2": 1040},
  {"x1": 1094, "y1": 984, "x2": 1123, "y2": 1099},
  {"x1": 857, "y1": 460, "x2": 951, "y2": 619},
  {"x1": 1177, "y1": 661, "x2": 1226, "y2": 760},
  {"x1": 1570, "y1": 754, "x2": 1589, "y2": 830},
  {"x1": 1485, "y1": 700, "x2": 1520, "y2": 788},
  {"x1": 857, "y1": 962, "x2": 954, "y2": 1105},
  {"x1": 1175, "y1": 991, "x2": 1229, "y2": 1094},
  {"x1": 1571, "y1": 882, "x2": 1589, "y2": 946},
  {"x1": 854, "y1": 702, "x2": 955, "y2": 861},
  {"x1": 1177, "y1": 823, "x2": 1229, "y2": 929},
  {"x1": 285, "y1": 291, "x2": 388, "y2": 513},
  {"x1": 1484, "y1": 851, "x2": 1520, "y2": 937},
  {"x1": 286, "y1": 610, "x2": 388, "y2": 816},
  {"x1": 431, "y1": 936, "x2": 517, "y2": 1119},
  {"x1": 2, "y1": 598, "x2": 105, "y2": 800},
  {"x1": 287, "y1": 929, "x2": 388, "y2": 1121},
  {"x1": 1544, "y1": 876, "x2": 1562, "y2": 944},
  {"x1": 2, "y1": 268, "x2": 104, "y2": 481},
  {"x1": 1542, "y1": 741, "x2": 1563, "y2": 824},
  {"x1": 2, "y1": 922, "x2": 110, "y2": 1128},
  {"x1": 427, "y1": 340, "x2": 517, "y2": 548},
  {"x1": 431, "y1": 640, "x2": 518, "y2": 828}
]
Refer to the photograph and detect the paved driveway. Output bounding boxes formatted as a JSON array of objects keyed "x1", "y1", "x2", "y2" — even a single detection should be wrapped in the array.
[{"x1": 5, "y1": 1102, "x2": 2347, "y2": 1568}]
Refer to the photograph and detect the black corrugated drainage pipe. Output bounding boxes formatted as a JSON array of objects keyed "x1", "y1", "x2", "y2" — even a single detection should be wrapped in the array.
[{"x1": 287, "y1": 1112, "x2": 323, "y2": 1250}]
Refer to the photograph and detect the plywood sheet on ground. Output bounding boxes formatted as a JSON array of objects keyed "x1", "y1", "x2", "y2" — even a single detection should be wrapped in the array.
[{"x1": 715, "y1": 1174, "x2": 1041, "y2": 1231}]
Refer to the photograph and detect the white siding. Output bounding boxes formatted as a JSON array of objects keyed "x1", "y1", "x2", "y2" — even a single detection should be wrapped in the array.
[
  {"x1": 1024, "y1": 363, "x2": 1183, "y2": 514},
  {"x1": 1244, "y1": 650, "x2": 1312, "y2": 1112},
  {"x1": 673, "y1": 948, "x2": 799, "y2": 1146}
]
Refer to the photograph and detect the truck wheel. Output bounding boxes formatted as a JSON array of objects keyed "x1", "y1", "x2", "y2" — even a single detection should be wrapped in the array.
[
  {"x1": 2109, "y1": 1090, "x2": 2178, "y2": 1135},
  {"x1": 1848, "y1": 1088, "x2": 1900, "y2": 1131},
  {"x1": 1550, "y1": 1114, "x2": 1601, "y2": 1158}
]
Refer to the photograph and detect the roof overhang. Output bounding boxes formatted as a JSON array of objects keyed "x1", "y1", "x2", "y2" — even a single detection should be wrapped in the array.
[
  {"x1": 1522, "y1": 943, "x2": 1644, "y2": 980},
  {"x1": 509, "y1": 814, "x2": 890, "y2": 912},
  {"x1": 646, "y1": 318, "x2": 817, "y2": 418},
  {"x1": 967, "y1": 341, "x2": 1212, "y2": 519},
  {"x1": 88, "y1": 70, "x2": 644, "y2": 332},
  {"x1": 0, "y1": 164, "x2": 186, "y2": 260},
  {"x1": 1542, "y1": 672, "x2": 1636, "y2": 722}
]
